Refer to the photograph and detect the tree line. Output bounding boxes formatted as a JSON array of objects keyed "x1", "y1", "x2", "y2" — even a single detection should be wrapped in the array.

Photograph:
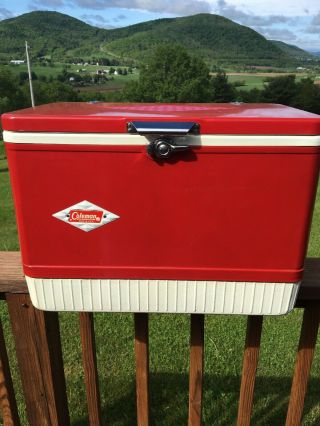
[{"x1": 1, "y1": 44, "x2": 320, "y2": 116}]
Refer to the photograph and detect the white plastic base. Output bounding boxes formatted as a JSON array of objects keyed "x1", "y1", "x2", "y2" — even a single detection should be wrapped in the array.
[{"x1": 26, "y1": 276, "x2": 300, "y2": 315}]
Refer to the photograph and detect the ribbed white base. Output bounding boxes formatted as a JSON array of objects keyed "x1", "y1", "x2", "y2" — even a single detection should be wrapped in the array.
[{"x1": 26, "y1": 276, "x2": 300, "y2": 315}]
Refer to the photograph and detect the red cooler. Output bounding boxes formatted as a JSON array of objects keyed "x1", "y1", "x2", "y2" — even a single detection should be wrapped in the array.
[{"x1": 2, "y1": 102, "x2": 320, "y2": 314}]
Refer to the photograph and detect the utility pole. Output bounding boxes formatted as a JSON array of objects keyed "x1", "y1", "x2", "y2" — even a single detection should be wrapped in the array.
[{"x1": 25, "y1": 41, "x2": 35, "y2": 107}]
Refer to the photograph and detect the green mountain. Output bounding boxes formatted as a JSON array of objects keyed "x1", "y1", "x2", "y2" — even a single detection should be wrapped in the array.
[
  {"x1": 270, "y1": 40, "x2": 314, "y2": 59},
  {"x1": 0, "y1": 11, "x2": 314, "y2": 66},
  {"x1": 0, "y1": 11, "x2": 106, "y2": 58},
  {"x1": 104, "y1": 14, "x2": 286, "y2": 64}
]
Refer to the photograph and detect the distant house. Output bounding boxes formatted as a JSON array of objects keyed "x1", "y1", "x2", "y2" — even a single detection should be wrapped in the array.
[
  {"x1": 10, "y1": 60, "x2": 25, "y2": 65},
  {"x1": 114, "y1": 70, "x2": 118, "y2": 75}
]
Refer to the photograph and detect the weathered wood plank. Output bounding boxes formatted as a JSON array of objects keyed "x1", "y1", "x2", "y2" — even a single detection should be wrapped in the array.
[
  {"x1": 285, "y1": 302, "x2": 320, "y2": 426},
  {"x1": 79, "y1": 312, "x2": 101, "y2": 426},
  {"x1": 0, "y1": 315, "x2": 20, "y2": 426},
  {"x1": 188, "y1": 314, "x2": 204, "y2": 426},
  {"x1": 134, "y1": 313, "x2": 149, "y2": 426},
  {"x1": 0, "y1": 253, "x2": 27, "y2": 293},
  {"x1": 6, "y1": 294, "x2": 70, "y2": 426},
  {"x1": 237, "y1": 315, "x2": 263, "y2": 426}
]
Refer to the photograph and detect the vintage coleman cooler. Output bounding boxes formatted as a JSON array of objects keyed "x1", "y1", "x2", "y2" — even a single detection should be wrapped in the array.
[{"x1": 2, "y1": 103, "x2": 320, "y2": 314}]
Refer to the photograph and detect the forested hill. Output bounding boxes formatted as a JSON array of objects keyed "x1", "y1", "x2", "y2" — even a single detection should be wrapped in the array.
[
  {"x1": 270, "y1": 40, "x2": 314, "y2": 59},
  {"x1": 104, "y1": 14, "x2": 288, "y2": 64},
  {"x1": 0, "y1": 11, "x2": 105, "y2": 58},
  {"x1": 0, "y1": 11, "x2": 313, "y2": 65}
]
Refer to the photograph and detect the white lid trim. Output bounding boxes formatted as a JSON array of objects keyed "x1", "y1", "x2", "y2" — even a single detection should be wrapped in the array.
[{"x1": 4, "y1": 131, "x2": 320, "y2": 147}]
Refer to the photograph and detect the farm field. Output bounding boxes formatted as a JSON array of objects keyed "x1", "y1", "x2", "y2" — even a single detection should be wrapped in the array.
[
  {"x1": 1, "y1": 140, "x2": 320, "y2": 424},
  {"x1": 226, "y1": 73, "x2": 311, "y2": 91},
  {"x1": 3, "y1": 63, "x2": 318, "y2": 94},
  {"x1": 1, "y1": 63, "x2": 139, "y2": 92}
]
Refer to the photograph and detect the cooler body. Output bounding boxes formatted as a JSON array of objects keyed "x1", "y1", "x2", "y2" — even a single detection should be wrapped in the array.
[{"x1": 2, "y1": 103, "x2": 320, "y2": 314}]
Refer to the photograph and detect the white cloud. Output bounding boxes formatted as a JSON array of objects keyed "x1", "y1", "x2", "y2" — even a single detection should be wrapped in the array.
[
  {"x1": 256, "y1": 27, "x2": 297, "y2": 41},
  {"x1": 212, "y1": 1, "x2": 320, "y2": 16},
  {"x1": 0, "y1": 6, "x2": 13, "y2": 19},
  {"x1": 305, "y1": 26, "x2": 320, "y2": 34},
  {"x1": 80, "y1": 13, "x2": 116, "y2": 27},
  {"x1": 30, "y1": 0, "x2": 66, "y2": 6},
  {"x1": 311, "y1": 11, "x2": 320, "y2": 25},
  {"x1": 81, "y1": 13, "x2": 109, "y2": 23},
  {"x1": 73, "y1": 0, "x2": 211, "y2": 15},
  {"x1": 214, "y1": 0, "x2": 293, "y2": 27}
]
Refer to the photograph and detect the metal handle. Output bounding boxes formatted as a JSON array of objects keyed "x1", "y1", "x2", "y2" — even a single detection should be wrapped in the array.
[{"x1": 127, "y1": 121, "x2": 199, "y2": 135}]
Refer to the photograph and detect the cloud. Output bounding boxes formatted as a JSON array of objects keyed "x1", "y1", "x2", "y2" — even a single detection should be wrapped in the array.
[
  {"x1": 80, "y1": 13, "x2": 117, "y2": 28},
  {"x1": 0, "y1": 6, "x2": 13, "y2": 19},
  {"x1": 305, "y1": 26, "x2": 320, "y2": 34},
  {"x1": 311, "y1": 11, "x2": 320, "y2": 25},
  {"x1": 113, "y1": 13, "x2": 127, "y2": 22},
  {"x1": 73, "y1": 0, "x2": 211, "y2": 15},
  {"x1": 304, "y1": 11, "x2": 320, "y2": 34},
  {"x1": 255, "y1": 27, "x2": 297, "y2": 41},
  {"x1": 81, "y1": 12, "x2": 128, "y2": 26},
  {"x1": 30, "y1": 0, "x2": 66, "y2": 6},
  {"x1": 81, "y1": 13, "x2": 109, "y2": 23},
  {"x1": 214, "y1": 0, "x2": 293, "y2": 27}
]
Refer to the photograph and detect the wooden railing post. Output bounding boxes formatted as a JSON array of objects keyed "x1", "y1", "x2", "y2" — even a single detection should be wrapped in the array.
[
  {"x1": 285, "y1": 301, "x2": 320, "y2": 426},
  {"x1": 188, "y1": 314, "x2": 204, "y2": 426},
  {"x1": 134, "y1": 313, "x2": 149, "y2": 426},
  {"x1": 0, "y1": 316, "x2": 20, "y2": 426},
  {"x1": 6, "y1": 293, "x2": 70, "y2": 426},
  {"x1": 79, "y1": 312, "x2": 102, "y2": 426},
  {"x1": 237, "y1": 315, "x2": 263, "y2": 426}
]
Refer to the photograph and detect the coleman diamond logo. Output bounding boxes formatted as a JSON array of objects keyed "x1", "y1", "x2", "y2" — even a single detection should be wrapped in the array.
[
  {"x1": 68, "y1": 210, "x2": 103, "y2": 223},
  {"x1": 53, "y1": 200, "x2": 119, "y2": 232}
]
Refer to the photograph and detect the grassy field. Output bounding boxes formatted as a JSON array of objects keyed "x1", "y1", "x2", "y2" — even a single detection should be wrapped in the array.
[
  {"x1": 2, "y1": 63, "x2": 139, "y2": 93},
  {"x1": 226, "y1": 73, "x2": 311, "y2": 91},
  {"x1": 1, "y1": 140, "x2": 320, "y2": 425},
  {"x1": 3, "y1": 63, "x2": 317, "y2": 94}
]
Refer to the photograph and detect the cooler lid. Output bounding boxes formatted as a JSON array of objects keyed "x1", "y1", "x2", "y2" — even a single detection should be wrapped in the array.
[{"x1": 2, "y1": 102, "x2": 320, "y2": 135}]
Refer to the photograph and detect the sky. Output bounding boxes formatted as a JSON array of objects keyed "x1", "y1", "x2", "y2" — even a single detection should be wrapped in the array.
[{"x1": 0, "y1": 0, "x2": 319, "y2": 51}]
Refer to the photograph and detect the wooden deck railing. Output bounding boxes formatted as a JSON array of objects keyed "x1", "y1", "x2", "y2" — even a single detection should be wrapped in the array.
[{"x1": 0, "y1": 251, "x2": 320, "y2": 425}]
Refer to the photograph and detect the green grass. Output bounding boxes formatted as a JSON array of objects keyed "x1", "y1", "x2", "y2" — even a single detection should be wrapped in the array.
[
  {"x1": 1, "y1": 140, "x2": 320, "y2": 424},
  {"x1": 2, "y1": 63, "x2": 139, "y2": 79},
  {"x1": 227, "y1": 73, "x2": 309, "y2": 91}
]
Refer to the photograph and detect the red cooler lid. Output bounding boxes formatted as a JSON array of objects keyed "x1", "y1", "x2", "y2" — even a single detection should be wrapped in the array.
[{"x1": 2, "y1": 102, "x2": 320, "y2": 135}]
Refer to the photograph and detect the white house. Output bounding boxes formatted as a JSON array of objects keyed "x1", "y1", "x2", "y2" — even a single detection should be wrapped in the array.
[{"x1": 10, "y1": 60, "x2": 25, "y2": 65}]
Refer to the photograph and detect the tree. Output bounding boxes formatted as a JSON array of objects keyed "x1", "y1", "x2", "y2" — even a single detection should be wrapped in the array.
[
  {"x1": 260, "y1": 75, "x2": 297, "y2": 105},
  {"x1": 211, "y1": 70, "x2": 235, "y2": 102},
  {"x1": 19, "y1": 71, "x2": 38, "y2": 84},
  {"x1": 292, "y1": 78, "x2": 320, "y2": 115},
  {"x1": 21, "y1": 80, "x2": 79, "y2": 105},
  {"x1": 0, "y1": 69, "x2": 27, "y2": 113},
  {"x1": 122, "y1": 44, "x2": 211, "y2": 102}
]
